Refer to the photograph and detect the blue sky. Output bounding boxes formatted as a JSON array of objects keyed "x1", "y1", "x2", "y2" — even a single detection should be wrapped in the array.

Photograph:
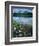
[{"x1": 13, "y1": 8, "x2": 32, "y2": 13}]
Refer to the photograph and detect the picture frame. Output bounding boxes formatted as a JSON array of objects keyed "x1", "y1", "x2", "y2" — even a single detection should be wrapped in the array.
[{"x1": 5, "y1": 1, "x2": 38, "y2": 45}]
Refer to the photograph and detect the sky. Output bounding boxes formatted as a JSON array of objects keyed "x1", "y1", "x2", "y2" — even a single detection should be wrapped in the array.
[{"x1": 12, "y1": 8, "x2": 33, "y2": 13}]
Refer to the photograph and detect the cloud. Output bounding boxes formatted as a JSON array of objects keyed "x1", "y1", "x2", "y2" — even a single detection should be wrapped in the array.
[{"x1": 13, "y1": 8, "x2": 32, "y2": 13}]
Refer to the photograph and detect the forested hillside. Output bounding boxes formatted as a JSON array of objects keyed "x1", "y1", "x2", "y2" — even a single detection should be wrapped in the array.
[{"x1": 13, "y1": 13, "x2": 32, "y2": 17}]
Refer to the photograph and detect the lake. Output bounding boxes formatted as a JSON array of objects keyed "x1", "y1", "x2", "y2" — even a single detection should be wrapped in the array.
[{"x1": 13, "y1": 17, "x2": 32, "y2": 25}]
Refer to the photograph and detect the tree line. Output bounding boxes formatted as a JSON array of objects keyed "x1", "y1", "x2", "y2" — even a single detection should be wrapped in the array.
[{"x1": 13, "y1": 13, "x2": 32, "y2": 17}]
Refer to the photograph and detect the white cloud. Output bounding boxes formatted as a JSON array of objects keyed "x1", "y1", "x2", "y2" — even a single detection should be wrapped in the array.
[{"x1": 13, "y1": 8, "x2": 32, "y2": 13}]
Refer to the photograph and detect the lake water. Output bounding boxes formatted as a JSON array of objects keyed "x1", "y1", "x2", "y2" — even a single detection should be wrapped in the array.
[{"x1": 13, "y1": 17, "x2": 32, "y2": 25}]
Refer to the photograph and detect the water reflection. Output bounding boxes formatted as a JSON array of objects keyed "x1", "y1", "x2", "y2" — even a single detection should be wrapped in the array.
[{"x1": 13, "y1": 17, "x2": 32, "y2": 25}]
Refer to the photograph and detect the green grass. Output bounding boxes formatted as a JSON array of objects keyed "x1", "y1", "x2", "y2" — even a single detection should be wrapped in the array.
[{"x1": 12, "y1": 20, "x2": 32, "y2": 32}]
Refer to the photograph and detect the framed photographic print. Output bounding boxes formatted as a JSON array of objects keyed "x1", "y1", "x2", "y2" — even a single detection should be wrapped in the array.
[{"x1": 5, "y1": 1, "x2": 38, "y2": 45}]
